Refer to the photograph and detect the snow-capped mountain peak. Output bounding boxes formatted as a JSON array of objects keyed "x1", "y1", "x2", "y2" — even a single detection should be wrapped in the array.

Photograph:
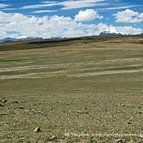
[
  {"x1": 105, "y1": 26, "x2": 119, "y2": 34},
  {"x1": 100, "y1": 26, "x2": 123, "y2": 36}
]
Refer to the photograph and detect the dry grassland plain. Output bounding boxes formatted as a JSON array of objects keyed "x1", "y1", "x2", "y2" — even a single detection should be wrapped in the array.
[{"x1": 0, "y1": 36, "x2": 143, "y2": 143}]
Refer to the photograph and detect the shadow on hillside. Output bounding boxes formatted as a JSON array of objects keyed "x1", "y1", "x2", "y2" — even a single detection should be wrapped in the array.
[{"x1": 28, "y1": 38, "x2": 81, "y2": 45}]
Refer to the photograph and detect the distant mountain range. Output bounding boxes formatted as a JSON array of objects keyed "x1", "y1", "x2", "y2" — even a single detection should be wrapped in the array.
[
  {"x1": 0, "y1": 37, "x2": 43, "y2": 42},
  {"x1": 100, "y1": 26, "x2": 123, "y2": 36},
  {"x1": 0, "y1": 28, "x2": 143, "y2": 42}
]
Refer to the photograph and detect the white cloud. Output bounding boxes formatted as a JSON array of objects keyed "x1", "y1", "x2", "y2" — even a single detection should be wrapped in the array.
[
  {"x1": 59, "y1": 0, "x2": 107, "y2": 10},
  {"x1": 21, "y1": 0, "x2": 107, "y2": 10},
  {"x1": 0, "y1": 3, "x2": 10, "y2": 8},
  {"x1": 21, "y1": 3, "x2": 56, "y2": 9},
  {"x1": 114, "y1": 9, "x2": 143, "y2": 23},
  {"x1": 74, "y1": 9, "x2": 103, "y2": 22},
  {"x1": 116, "y1": 26, "x2": 143, "y2": 35},
  {"x1": 2, "y1": 8, "x2": 17, "y2": 11},
  {"x1": 0, "y1": 11, "x2": 142, "y2": 39},
  {"x1": 97, "y1": 5, "x2": 140, "y2": 11},
  {"x1": 32, "y1": 10, "x2": 57, "y2": 14}
]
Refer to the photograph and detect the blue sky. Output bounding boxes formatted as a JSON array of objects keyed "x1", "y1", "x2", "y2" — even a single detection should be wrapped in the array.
[{"x1": 0, "y1": 0, "x2": 143, "y2": 38}]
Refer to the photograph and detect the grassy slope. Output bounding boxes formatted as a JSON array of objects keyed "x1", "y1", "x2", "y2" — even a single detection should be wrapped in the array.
[{"x1": 0, "y1": 36, "x2": 143, "y2": 143}]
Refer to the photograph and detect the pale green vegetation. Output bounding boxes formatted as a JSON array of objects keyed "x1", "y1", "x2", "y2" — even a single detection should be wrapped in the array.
[{"x1": 0, "y1": 36, "x2": 143, "y2": 143}]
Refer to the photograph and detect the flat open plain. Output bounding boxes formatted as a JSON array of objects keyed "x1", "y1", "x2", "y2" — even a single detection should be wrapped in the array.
[{"x1": 0, "y1": 36, "x2": 143, "y2": 143}]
